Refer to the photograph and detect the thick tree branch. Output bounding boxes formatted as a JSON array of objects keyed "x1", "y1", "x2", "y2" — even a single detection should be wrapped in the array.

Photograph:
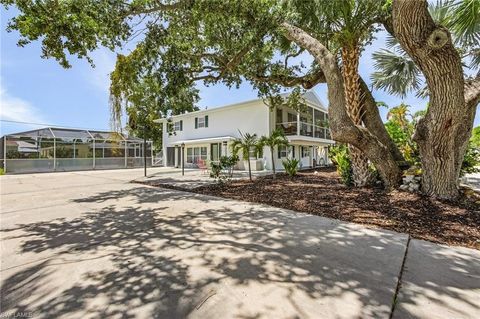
[
  {"x1": 465, "y1": 76, "x2": 480, "y2": 110},
  {"x1": 280, "y1": 22, "x2": 402, "y2": 187},
  {"x1": 129, "y1": 0, "x2": 194, "y2": 16},
  {"x1": 250, "y1": 70, "x2": 326, "y2": 90},
  {"x1": 359, "y1": 77, "x2": 406, "y2": 165}
]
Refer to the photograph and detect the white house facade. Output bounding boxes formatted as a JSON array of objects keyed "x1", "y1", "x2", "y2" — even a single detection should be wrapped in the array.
[{"x1": 155, "y1": 92, "x2": 335, "y2": 171}]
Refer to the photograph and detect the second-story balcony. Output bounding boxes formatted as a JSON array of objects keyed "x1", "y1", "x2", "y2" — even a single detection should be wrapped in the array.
[{"x1": 276, "y1": 121, "x2": 331, "y2": 140}]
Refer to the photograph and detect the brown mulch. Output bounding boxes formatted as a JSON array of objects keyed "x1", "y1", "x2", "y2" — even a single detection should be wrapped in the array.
[{"x1": 191, "y1": 167, "x2": 480, "y2": 250}]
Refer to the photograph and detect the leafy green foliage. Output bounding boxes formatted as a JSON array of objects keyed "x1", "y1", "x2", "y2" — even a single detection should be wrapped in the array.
[
  {"x1": 371, "y1": 49, "x2": 421, "y2": 98},
  {"x1": 470, "y1": 126, "x2": 480, "y2": 148},
  {"x1": 461, "y1": 142, "x2": 480, "y2": 176},
  {"x1": 384, "y1": 104, "x2": 479, "y2": 176},
  {"x1": 282, "y1": 158, "x2": 299, "y2": 177},
  {"x1": 461, "y1": 126, "x2": 480, "y2": 176},
  {"x1": 329, "y1": 144, "x2": 353, "y2": 186},
  {"x1": 0, "y1": 168, "x2": 4, "y2": 175},
  {"x1": 285, "y1": 0, "x2": 389, "y2": 50},
  {"x1": 209, "y1": 155, "x2": 239, "y2": 182},
  {"x1": 384, "y1": 104, "x2": 420, "y2": 165}
]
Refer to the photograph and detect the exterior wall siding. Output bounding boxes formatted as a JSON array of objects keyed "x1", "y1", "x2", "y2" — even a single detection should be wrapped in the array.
[{"x1": 160, "y1": 95, "x2": 334, "y2": 171}]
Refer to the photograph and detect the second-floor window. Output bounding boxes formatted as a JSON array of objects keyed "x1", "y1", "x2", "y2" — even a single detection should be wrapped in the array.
[
  {"x1": 173, "y1": 120, "x2": 183, "y2": 131},
  {"x1": 195, "y1": 115, "x2": 209, "y2": 128},
  {"x1": 287, "y1": 113, "x2": 296, "y2": 123}
]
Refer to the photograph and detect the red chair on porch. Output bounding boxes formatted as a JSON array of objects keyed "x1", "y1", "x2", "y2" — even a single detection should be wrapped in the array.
[{"x1": 197, "y1": 159, "x2": 209, "y2": 174}]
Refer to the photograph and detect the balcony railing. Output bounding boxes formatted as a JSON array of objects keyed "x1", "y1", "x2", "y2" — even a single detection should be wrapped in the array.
[
  {"x1": 276, "y1": 121, "x2": 298, "y2": 136},
  {"x1": 277, "y1": 121, "x2": 331, "y2": 139}
]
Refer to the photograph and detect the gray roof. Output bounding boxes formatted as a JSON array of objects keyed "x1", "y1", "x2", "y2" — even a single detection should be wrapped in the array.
[{"x1": 3, "y1": 127, "x2": 144, "y2": 141}]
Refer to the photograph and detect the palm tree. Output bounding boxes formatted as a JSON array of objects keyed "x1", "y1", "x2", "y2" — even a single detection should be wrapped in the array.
[
  {"x1": 260, "y1": 129, "x2": 289, "y2": 178},
  {"x1": 372, "y1": 0, "x2": 480, "y2": 96},
  {"x1": 291, "y1": 0, "x2": 387, "y2": 186},
  {"x1": 231, "y1": 131, "x2": 262, "y2": 181}
]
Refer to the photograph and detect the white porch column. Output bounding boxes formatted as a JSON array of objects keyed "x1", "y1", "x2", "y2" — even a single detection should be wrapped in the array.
[
  {"x1": 174, "y1": 145, "x2": 179, "y2": 168},
  {"x1": 162, "y1": 122, "x2": 167, "y2": 167},
  {"x1": 223, "y1": 141, "x2": 228, "y2": 157},
  {"x1": 297, "y1": 112, "x2": 300, "y2": 136}
]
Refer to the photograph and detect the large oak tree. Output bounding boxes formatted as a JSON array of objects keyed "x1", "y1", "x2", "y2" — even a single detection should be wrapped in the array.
[{"x1": 3, "y1": 0, "x2": 479, "y2": 199}]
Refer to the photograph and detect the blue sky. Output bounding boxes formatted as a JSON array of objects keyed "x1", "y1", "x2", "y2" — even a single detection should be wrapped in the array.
[{"x1": 1, "y1": 8, "x2": 478, "y2": 136}]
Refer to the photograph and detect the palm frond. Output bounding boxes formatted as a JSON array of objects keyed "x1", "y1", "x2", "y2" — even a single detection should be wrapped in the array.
[
  {"x1": 449, "y1": 0, "x2": 480, "y2": 48},
  {"x1": 371, "y1": 49, "x2": 422, "y2": 98}
]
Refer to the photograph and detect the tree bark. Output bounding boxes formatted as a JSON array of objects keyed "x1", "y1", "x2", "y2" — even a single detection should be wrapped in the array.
[
  {"x1": 392, "y1": 0, "x2": 476, "y2": 199},
  {"x1": 341, "y1": 45, "x2": 371, "y2": 187},
  {"x1": 247, "y1": 156, "x2": 252, "y2": 181},
  {"x1": 271, "y1": 147, "x2": 276, "y2": 178},
  {"x1": 359, "y1": 77, "x2": 407, "y2": 166},
  {"x1": 281, "y1": 22, "x2": 402, "y2": 188}
]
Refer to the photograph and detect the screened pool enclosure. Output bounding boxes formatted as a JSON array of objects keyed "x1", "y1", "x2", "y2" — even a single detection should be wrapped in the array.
[{"x1": 1, "y1": 127, "x2": 154, "y2": 174}]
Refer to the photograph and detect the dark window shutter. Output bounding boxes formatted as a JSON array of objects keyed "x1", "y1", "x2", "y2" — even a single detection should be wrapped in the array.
[
  {"x1": 180, "y1": 120, "x2": 183, "y2": 131},
  {"x1": 277, "y1": 146, "x2": 281, "y2": 159},
  {"x1": 195, "y1": 117, "x2": 198, "y2": 129},
  {"x1": 292, "y1": 146, "x2": 295, "y2": 158},
  {"x1": 205, "y1": 115, "x2": 209, "y2": 127}
]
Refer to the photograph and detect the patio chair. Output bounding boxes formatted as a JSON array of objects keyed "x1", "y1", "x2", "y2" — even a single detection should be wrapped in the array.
[{"x1": 197, "y1": 159, "x2": 209, "y2": 174}]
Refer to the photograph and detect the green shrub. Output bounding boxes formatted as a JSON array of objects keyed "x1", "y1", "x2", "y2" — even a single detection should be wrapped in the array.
[
  {"x1": 329, "y1": 144, "x2": 353, "y2": 186},
  {"x1": 461, "y1": 142, "x2": 480, "y2": 176},
  {"x1": 0, "y1": 168, "x2": 4, "y2": 175},
  {"x1": 209, "y1": 155, "x2": 239, "y2": 182},
  {"x1": 220, "y1": 155, "x2": 239, "y2": 177},
  {"x1": 282, "y1": 158, "x2": 299, "y2": 177}
]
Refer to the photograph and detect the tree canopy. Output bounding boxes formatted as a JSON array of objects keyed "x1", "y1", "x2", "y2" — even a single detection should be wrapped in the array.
[{"x1": 2, "y1": 0, "x2": 480, "y2": 198}]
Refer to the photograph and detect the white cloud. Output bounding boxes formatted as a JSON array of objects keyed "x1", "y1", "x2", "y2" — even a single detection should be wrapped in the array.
[
  {"x1": 0, "y1": 82, "x2": 46, "y2": 124},
  {"x1": 86, "y1": 48, "x2": 117, "y2": 94}
]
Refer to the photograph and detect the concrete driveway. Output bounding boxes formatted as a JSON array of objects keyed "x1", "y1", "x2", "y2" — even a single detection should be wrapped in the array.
[{"x1": 1, "y1": 169, "x2": 478, "y2": 318}]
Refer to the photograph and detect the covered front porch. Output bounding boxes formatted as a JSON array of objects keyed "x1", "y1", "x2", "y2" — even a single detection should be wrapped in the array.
[
  {"x1": 271, "y1": 136, "x2": 334, "y2": 171},
  {"x1": 164, "y1": 136, "x2": 235, "y2": 169}
]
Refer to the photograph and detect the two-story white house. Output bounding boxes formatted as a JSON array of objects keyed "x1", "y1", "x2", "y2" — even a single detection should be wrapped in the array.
[{"x1": 154, "y1": 91, "x2": 335, "y2": 171}]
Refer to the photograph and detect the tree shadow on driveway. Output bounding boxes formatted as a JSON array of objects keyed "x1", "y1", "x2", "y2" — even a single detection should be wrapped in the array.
[{"x1": 1, "y1": 185, "x2": 471, "y2": 318}]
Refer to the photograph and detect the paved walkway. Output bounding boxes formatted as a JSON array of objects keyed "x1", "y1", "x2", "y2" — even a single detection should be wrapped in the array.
[
  {"x1": 1, "y1": 169, "x2": 479, "y2": 318},
  {"x1": 464, "y1": 172, "x2": 480, "y2": 191}
]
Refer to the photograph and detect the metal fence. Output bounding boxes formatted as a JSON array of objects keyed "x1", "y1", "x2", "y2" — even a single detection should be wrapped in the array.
[{"x1": 1, "y1": 127, "x2": 155, "y2": 174}]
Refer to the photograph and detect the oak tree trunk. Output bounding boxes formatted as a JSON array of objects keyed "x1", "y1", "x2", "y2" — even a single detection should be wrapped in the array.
[{"x1": 392, "y1": 0, "x2": 476, "y2": 199}]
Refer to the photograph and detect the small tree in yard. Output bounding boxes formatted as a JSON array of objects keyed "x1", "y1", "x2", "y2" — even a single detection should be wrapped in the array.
[
  {"x1": 260, "y1": 129, "x2": 289, "y2": 178},
  {"x1": 231, "y1": 132, "x2": 262, "y2": 181},
  {"x1": 209, "y1": 155, "x2": 239, "y2": 182},
  {"x1": 282, "y1": 158, "x2": 300, "y2": 177}
]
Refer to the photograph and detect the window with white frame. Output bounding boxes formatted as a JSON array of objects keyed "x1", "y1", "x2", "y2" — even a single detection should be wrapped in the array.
[
  {"x1": 278, "y1": 145, "x2": 295, "y2": 159},
  {"x1": 301, "y1": 146, "x2": 310, "y2": 157},
  {"x1": 195, "y1": 115, "x2": 209, "y2": 128},
  {"x1": 186, "y1": 146, "x2": 207, "y2": 164},
  {"x1": 287, "y1": 112, "x2": 297, "y2": 123},
  {"x1": 173, "y1": 120, "x2": 182, "y2": 131}
]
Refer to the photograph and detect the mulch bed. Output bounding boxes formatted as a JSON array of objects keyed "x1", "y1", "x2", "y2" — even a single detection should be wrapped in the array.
[{"x1": 190, "y1": 167, "x2": 480, "y2": 250}]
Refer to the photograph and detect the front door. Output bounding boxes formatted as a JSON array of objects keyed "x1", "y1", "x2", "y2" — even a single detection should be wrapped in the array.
[
  {"x1": 300, "y1": 146, "x2": 311, "y2": 168},
  {"x1": 210, "y1": 143, "x2": 222, "y2": 162},
  {"x1": 166, "y1": 147, "x2": 175, "y2": 167}
]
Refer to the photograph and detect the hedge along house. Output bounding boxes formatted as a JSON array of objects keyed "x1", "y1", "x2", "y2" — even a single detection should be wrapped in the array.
[
  {"x1": 1, "y1": 127, "x2": 154, "y2": 174},
  {"x1": 154, "y1": 91, "x2": 335, "y2": 171}
]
